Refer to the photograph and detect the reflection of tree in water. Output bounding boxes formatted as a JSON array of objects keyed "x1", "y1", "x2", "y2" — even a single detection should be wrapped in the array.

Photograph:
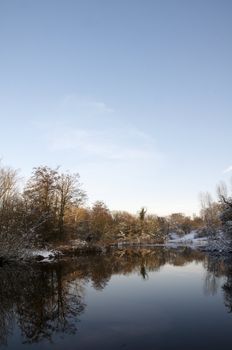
[
  {"x1": 68, "y1": 247, "x2": 205, "y2": 284},
  {"x1": 2, "y1": 247, "x2": 232, "y2": 345},
  {"x1": 18, "y1": 265, "x2": 86, "y2": 343},
  {"x1": 222, "y1": 266, "x2": 232, "y2": 313},
  {"x1": 0, "y1": 266, "x2": 16, "y2": 346},
  {"x1": 0, "y1": 263, "x2": 85, "y2": 345},
  {"x1": 140, "y1": 264, "x2": 148, "y2": 280},
  {"x1": 203, "y1": 258, "x2": 222, "y2": 296},
  {"x1": 0, "y1": 248, "x2": 208, "y2": 346},
  {"x1": 204, "y1": 270, "x2": 219, "y2": 296},
  {"x1": 204, "y1": 255, "x2": 232, "y2": 313},
  {"x1": 88, "y1": 258, "x2": 111, "y2": 290},
  {"x1": 0, "y1": 307, "x2": 13, "y2": 347}
]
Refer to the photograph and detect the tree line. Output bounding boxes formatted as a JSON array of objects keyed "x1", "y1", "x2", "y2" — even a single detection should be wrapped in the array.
[
  {"x1": 199, "y1": 180, "x2": 232, "y2": 238},
  {"x1": 1, "y1": 161, "x2": 231, "y2": 259}
]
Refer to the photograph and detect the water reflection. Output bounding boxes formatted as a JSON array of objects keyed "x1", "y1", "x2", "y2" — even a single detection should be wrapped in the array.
[
  {"x1": 1, "y1": 247, "x2": 232, "y2": 347},
  {"x1": 223, "y1": 266, "x2": 232, "y2": 313},
  {"x1": 0, "y1": 263, "x2": 85, "y2": 346}
]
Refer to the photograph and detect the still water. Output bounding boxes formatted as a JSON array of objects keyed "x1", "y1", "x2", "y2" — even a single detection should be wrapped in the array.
[{"x1": 1, "y1": 247, "x2": 232, "y2": 349}]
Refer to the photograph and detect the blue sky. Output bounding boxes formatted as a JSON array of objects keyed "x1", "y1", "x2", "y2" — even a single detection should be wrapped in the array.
[{"x1": 0, "y1": 0, "x2": 232, "y2": 215}]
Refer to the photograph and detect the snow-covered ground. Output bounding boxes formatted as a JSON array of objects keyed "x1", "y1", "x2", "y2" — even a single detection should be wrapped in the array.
[
  {"x1": 30, "y1": 249, "x2": 57, "y2": 261},
  {"x1": 167, "y1": 231, "x2": 208, "y2": 248}
]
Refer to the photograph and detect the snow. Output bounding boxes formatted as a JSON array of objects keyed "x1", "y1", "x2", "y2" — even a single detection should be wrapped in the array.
[
  {"x1": 31, "y1": 250, "x2": 54, "y2": 258},
  {"x1": 30, "y1": 249, "x2": 57, "y2": 261},
  {"x1": 205, "y1": 232, "x2": 232, "y2": 253},
  {"x1": 167, "y1": 231, "x2": 208, "y2": 248}
]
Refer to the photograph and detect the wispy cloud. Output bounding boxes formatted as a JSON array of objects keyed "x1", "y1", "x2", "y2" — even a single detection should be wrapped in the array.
[
  {"x1": 223, "y1": 165, "x2": 232, "y2": 173},
  {"x1": 34, "y1": 94, "x2": 163, "y2": 164},
  {"x1": 61, "y1": 94, "x2": 114, "y2": 114},
  {"x1": 49, "y1": 126, "x2": 161, "y2": 162}
]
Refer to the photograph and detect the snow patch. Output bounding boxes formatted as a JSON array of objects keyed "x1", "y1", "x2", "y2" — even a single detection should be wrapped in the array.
[
  {"x1": 32, "y1": 250, "x2": 55, "y2": 258},
  {"x1": 29, "y1": 249, "x2": 57, "y2": 261},
  {"x1": 167, "y1": 231, "x2": 208, "y2": 248}
]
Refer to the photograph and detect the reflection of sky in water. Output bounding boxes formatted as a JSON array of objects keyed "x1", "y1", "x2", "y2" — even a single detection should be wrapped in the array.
[
  {"x1": 1, "y1": 249, "x2": 232, "y2": 350},
  {"x1": 78, "y1": 261, "x2": 230, "y2": 350}
]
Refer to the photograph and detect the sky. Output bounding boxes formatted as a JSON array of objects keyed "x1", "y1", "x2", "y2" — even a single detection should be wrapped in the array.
[{"x1": 0, "y1": 0, "x2": 232, "y2": 216}]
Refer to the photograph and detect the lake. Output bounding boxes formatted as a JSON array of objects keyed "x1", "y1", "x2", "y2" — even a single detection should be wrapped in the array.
[{"x1": 1, "y1": 247, "x2": 232, "y2": 349}]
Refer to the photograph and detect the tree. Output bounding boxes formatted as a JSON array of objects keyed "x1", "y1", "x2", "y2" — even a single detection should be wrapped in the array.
[
  {"x1": 56, "y1": 172, "x2": 86, "y2": 236},
  {"x1": 23, "y1": 166, "x2": 86, "y2": 242},
  {"x1": 0, "y1": 164, "x2": 38, "y2": 259},
  {"x1": 111, "y1": 211, "x2": 137, "y2": 240},
  {"x1": 90, "y1": 201, "x2": 112, "y2": 241},
  {"x1": 0, "y1": 164, "x2": 19, "y2": 233},
  {"x1": 168, "y1": 213, "x2": 192, "y2": 235},
  {"x1": 217, "y1": 182, "x2": 232, "y2": 236},
  {"x1": 199, "y1": 192, "x2": 221, "y2": 235},
  {"x1": 139, "y1": 207, "x2": 147, "y2": 221},
  {"x1": 69, "y1": 207, "x2": 91, "y2": 240},
  {"x1": 23, "y1": 166, "x2": 59, "y2": 241}
]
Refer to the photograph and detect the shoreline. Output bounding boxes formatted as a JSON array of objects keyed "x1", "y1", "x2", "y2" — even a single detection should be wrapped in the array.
[{"x1": 1, "y1": 234, "x2": 232, "y2": 265}]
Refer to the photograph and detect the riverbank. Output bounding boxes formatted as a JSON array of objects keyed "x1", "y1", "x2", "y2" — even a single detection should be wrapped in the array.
[{"x1": 1, "y1": 231, "x2": 231, "y2": 264}]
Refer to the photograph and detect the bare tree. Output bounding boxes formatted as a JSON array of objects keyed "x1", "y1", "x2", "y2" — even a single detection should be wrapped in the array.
[
  {"x1": 0, "y1": 164, "x2": 25, "y2": 259},
  {"x1": 216, "y1": 182, "x2": 232, "y2": 237},
  {"x1": 23, "y1": 166, "x2": 60, "y2": 242},
  {"x1": 199, "y1": 192, "x2": 221, "y2": 236},
  {"x1": 23, "y1": 166, "x2": 86, "y2": 242},
  {"x1": 56, "y1": 172, "x2": 86, "y2": 236}
]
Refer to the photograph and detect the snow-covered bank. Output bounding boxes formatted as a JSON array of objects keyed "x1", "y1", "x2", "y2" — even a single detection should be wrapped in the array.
[
  {"x1": 166, "y1": 231, "x2": 208, "y2": 248},
  {"x1": 202, "y1": 232, "x2": 232, "y2": 255},
  {"x1": 30, "y1": 249, "x2": 57, "y2": 262},
  {"x1": 1, "y1": 233, "x2": 231, "y2": 265},
  {"x1": 166, "y1": 230, "x2": 232, "y2": 256},
  {"x1": 25, "y1": 240, "x2": 96, "y2": 262}
]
